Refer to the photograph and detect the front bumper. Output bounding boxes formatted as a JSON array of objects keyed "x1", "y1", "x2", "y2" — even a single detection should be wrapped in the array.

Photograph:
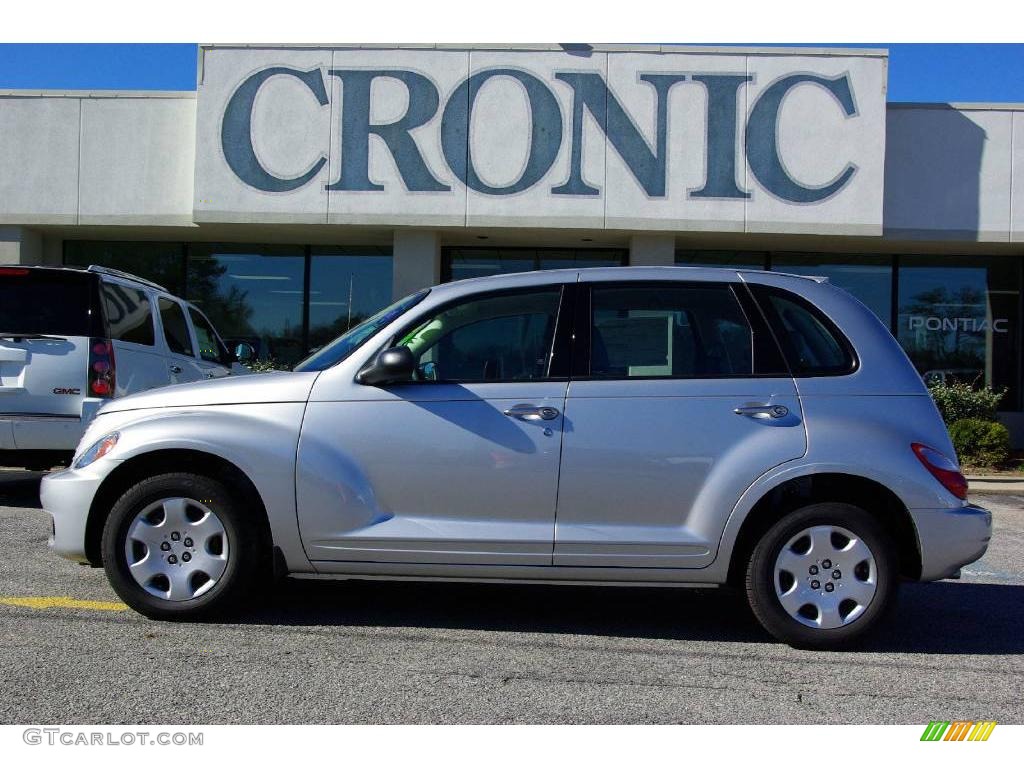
[
  {"x1": 40, "y1": 461, "x2": 114, "y2": 564},
  {"x1": 910, "y1": 503, "x2": 992, "y2": 581}
]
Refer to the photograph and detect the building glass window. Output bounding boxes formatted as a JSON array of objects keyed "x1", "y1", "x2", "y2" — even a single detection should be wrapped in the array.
[
  {"x1": 897, "y1": 255, "x2": 1020, "y2": 409},
  {"x1": 675, "y1": 250, "x2": 767, "y2": 270},
  {"x1": 186, "y1": 244, "x2": 306, "y2": 367},
  {"x1": 444, "y1": 248, "x2": 626, "y2": 282},
  {"x1": 771, "y1": 253, "x2": 893, "y2": 325},
  {"x1": 308, "y1": 247, "x2": 393, "y2": 353},
  {"x1": 64, "y1": 241, "x2": 186, "y2": 296}
]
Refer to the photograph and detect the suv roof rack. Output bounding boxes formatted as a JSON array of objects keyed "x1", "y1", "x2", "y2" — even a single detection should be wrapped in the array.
[{"x1": 85, "y1": 264, "x2": 168, "y2": 293}]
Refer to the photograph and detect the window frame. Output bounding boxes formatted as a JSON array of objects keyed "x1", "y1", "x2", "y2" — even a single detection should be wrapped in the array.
[
  {"x1": 363, "y1": 284, "x2": 575, "y2": 385},
  {"x1": 570, "y1": 280, "x2": 790, "y2": 381},
  {"x1": 747, "y1": 283, "x2": 859, "y2": 378}
]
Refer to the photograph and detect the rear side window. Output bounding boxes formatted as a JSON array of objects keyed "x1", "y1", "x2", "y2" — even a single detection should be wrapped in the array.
[
  {"x1": 188, "y1": 307, "x2": 226, "y2": 364},
  {"x1": 102, "y1": 282, "x2": 154, "y2": 346},
  {"x1": 0, "y1": 268, "x2": 104, "y2": 337},
  {"x1": 158, "y1": 297, "x2": 193, "y2": 356},
  {"x1": 755, "y1": 287, "x2": 856, "y2": 376},
  {"x1": 589, "y1": 283, "x2": 753, "y2": 378}
]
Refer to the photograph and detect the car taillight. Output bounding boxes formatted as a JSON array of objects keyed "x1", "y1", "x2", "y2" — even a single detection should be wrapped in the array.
[
  {"x1": 0, "y1": 267, "x2": 29, "y2": 276},
  {"x1": 88, "y1": 338, "x2": 115, "y2": 398},
  {"x1": 912, "y1": 443, "x2": 968, "y2": 500}
]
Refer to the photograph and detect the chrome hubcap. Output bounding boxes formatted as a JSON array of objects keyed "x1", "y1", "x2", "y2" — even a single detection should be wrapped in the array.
[
  {"x1": 124, "y1": 497, "x2": 229, "y2": 602},
  {"x1": 773, "y1": 525, "x2": 877, "y2": 630}
]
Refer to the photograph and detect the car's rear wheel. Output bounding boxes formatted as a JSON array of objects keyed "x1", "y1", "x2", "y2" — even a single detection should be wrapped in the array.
[
  {"x1": 745, "y1": 502, "x2": 898, "y2": 649},
  {"x1": 101, "y1": 472, "x2": 263, "y2": 619}
]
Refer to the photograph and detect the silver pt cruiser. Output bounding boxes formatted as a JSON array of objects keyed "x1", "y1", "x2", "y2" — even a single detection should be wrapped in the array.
[{"x1": 42, "y1": 267, "x2": 992, "y2": 648}]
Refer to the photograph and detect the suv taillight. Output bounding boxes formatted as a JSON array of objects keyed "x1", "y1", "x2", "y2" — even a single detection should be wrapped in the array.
[
  {"x1": 912, "y1": 443, "x2": 968, "y2": 500},
  {"x1": 88, "y1": 338, "x2": 115, "y2": 398}
]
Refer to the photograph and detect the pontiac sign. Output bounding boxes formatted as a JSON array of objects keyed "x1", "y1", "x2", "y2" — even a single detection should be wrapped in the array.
[{"x1": 194, "y1": 46, "x2": 887, "y2": 232}]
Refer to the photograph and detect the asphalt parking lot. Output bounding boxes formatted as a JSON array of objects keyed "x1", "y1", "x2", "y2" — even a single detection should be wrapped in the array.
[{"x1": 1, "y1": 468, "x2": 1022, "y2": 725}]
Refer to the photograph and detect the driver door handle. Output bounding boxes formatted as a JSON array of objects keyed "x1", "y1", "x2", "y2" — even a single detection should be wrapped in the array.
[
  {"x1": 169, "y1": 364, "x2": 182, "y2": 374},
  {"x1": 733, "y1": 403, "x2": 789, "y2": 419},
  {"x1": 503, "y1": 404, "x2": 560, "y2": 421}
]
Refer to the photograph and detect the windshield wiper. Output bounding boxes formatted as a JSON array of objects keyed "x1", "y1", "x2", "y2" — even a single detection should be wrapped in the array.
[{"x1": 0, "y1": 332, "x2": 68, "y2": 341}]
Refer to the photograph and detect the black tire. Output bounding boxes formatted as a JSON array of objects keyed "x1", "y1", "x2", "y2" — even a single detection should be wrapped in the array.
[
  {"x1": 101, "y1": 472, "x2": 265, "y2": 620},
  {"x1": 745, "y1": 502, "x2": 898, "y2": 649}
]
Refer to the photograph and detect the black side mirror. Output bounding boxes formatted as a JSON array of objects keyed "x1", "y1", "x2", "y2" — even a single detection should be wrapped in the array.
[
  {"x1": 357, "y1": 346, "x2": 416, "y2": 386},
  {"x1": 234, "y1": 342, "x2": 256, "y2": 364}
]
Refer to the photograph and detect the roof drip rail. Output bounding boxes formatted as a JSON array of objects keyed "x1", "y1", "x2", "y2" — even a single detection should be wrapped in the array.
[{"x1": 85, "y1": 264, "x2": 168, "y2": 292}]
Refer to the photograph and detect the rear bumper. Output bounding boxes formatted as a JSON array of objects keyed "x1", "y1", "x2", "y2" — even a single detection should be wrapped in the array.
[
  {"x1": 40, "y1": 462, "x2": 113, "y2": 564},
  {"x1": 910, "y1": 503, "x2": 993, "y2": 581},
  {"x1": 0, "y1": 398, "x2": 104, "y2": 452},
  {"x1": 0, "y1": 413, "x2": 83, "y2": 451}
]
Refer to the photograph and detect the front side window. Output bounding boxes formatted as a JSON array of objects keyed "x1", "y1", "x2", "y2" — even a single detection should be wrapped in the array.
[
  {"x1": 102, "y1": 283, "x2": 154, "y2": 346},
  {"x1": 158, "y1": 297, "x2": 193, "y2": 357},
  {"x1": 188, "y1": 307, "x2": 226, "y2": 364},
  {"x1": 589, "y1": 284, "x2": 754, "y2": 378},
  {"x1": 396, "y1": 289, "x2": 562, "y2": 382}
]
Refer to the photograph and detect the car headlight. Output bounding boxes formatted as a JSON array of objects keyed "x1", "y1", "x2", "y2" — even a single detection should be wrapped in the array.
[{"x1": 74, "y1": 432, "x2": 120, "y2": 469}]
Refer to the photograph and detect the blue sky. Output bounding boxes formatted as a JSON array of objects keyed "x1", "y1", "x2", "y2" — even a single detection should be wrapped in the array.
[{"x1": 0, "y1": 44, "x2": 1021, "y2": 103}]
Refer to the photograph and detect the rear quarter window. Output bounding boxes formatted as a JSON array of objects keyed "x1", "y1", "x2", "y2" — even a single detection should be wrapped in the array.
[
  {"x1": 102, "y1": 282, "x2": 155, "y2": 346},
  {"x1": 0, "y1": 268, "x2": 105, "y2": 338},
  {"x1": 752, "y1": 285, "x2": 856, "y2": 376}
]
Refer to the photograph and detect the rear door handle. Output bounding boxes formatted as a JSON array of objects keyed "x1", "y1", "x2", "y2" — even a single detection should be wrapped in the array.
[
  {"x1": 169, "y1": 365, "x2": 182, "y2": 374},
  {"x1": 503, "y1": 404, "x2": 560, "y2": 421},
  {"x1": 734, "y1": 403, "x2": 789, "y2": 419}
]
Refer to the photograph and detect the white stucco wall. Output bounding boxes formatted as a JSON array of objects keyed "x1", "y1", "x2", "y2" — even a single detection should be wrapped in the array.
[
  {"x1": 0, "y1": 91, "x2": 196, "y2": 227},
  {"x1": 0, "y1": 47, "x2": 1021, "y2": 245},
  {"x1": 193, "y1": 45, "x2": 889, "y2": 235},
  {"x1": 883, "y1": 103, "x2": 1022, "y2": 242},
  {"x1": 79, "y1": 97, "x2": 196, "y2": 225}
]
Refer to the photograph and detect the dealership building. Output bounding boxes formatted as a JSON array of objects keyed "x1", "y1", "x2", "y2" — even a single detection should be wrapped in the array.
[{"x1": 2, "y1": 44, "x2": 1023, "y2": 442}]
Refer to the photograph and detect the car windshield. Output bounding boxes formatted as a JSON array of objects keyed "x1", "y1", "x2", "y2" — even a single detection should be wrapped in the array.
[{"x1": 293, "y1": 289, "x2": 429, "y2": 372}]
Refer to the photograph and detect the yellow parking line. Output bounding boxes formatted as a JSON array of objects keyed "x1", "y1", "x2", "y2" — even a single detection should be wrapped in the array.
[{"x1": 0, "y1": 596, "x2": 128, "y2": 611}]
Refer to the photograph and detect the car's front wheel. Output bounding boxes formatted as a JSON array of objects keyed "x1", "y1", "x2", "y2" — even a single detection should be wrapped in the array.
[
  {"x1": 101, "y1": 472, "x2": 263, "y2": 619},
  {"x1": 745, "y1": 502, "x2": 898, "y2": 649}
]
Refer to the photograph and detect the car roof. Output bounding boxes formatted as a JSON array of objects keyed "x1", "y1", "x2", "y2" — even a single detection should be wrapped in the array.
[
  {"x1": 16, "y1": 264, "x2": 169, "y2": 293},
  {"x1": 434, "y1": 265, "x2": 827, "y2": 296}
]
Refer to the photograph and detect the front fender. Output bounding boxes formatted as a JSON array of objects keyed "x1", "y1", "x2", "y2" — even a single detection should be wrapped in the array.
[{"x1": 96, "y1": 403, "x2": 310, "y2": 573}]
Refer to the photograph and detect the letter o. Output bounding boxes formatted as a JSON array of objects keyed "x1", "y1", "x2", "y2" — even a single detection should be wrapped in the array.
[{"x1": 441, "y1": 68, "x2": 563, "y2": 195}]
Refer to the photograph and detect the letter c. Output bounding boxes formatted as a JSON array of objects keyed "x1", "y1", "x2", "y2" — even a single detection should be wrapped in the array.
[
  {"x1": 221, "y1": 67, "x2": 329, "y2": 192},
  {"x1": 746, "y1": 73, "x2": 858, "y2": 203}
]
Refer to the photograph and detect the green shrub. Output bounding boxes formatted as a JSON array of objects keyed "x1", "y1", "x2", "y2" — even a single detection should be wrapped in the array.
[
  {"x1": 245, "y1": 358, "x2": 290, "y2": 373},
  {"x1": 948, "y1": 418, "x2": 1011, "y2": 468},
  {"x1": 928, "y1": 380, "x2": 1005, "y2": 424}
]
